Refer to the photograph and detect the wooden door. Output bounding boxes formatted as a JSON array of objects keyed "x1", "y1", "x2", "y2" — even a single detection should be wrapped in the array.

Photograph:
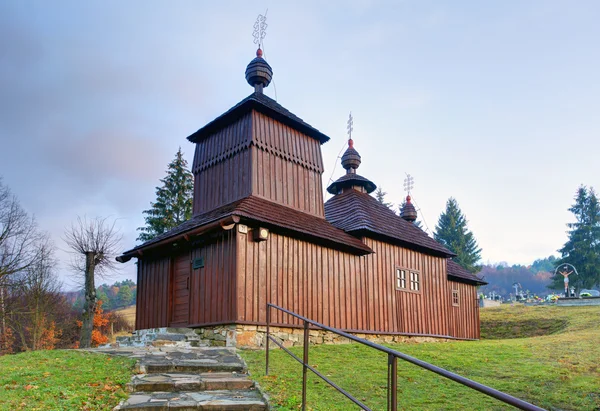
[{"x1": 170, "y1": 253, "x2": 190, "y2": 326}]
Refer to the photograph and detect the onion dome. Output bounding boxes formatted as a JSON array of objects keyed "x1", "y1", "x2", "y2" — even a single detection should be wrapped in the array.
[
  {"x1": 245, "y1": 48, "x2": 273, "y2": 93},
  {"x1": 341, "y1": 138, "x2": 361, "y2": 172},
  {"x1": 400, "y1": 195, "x2": 418, "y2": 222},
  {"x1": 327, "y1": 138, "x2": 376, "y2": 195}
]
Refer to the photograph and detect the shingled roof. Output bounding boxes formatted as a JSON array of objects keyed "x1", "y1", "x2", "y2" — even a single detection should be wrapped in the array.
[
  {"x1": 324, "y1": 190, "x2": 455, "y2": 258},
  {"x1": 119, "y1": 196, "x2": 372, "y2": 260},
  {"x1": 187, "y1": 92, "x2": 330, "y2": 144},
  {"x1": 447, "y1": 260, "x2": 487, "y2": 285}
]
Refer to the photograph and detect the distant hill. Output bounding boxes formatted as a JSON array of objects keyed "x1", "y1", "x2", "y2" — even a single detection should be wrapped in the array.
[
  {"x1": 478, "y1": 256, "x2": 556, "y2": 298},
  {"x1": 66, "y1": 279, "x2": 137, "y2": 311}
]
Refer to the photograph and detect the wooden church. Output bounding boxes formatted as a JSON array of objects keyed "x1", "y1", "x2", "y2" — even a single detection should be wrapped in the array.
[{"x1": 117, "y1": 46, "x2": 486, "y2": 345}]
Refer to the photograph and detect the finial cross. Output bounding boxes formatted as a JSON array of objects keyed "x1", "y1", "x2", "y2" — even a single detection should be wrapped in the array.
[
  {"x1": 404, "y1": 174, "x2": 414, "y2": 194},
  {"x1": 253, "y1": 11, "x2": 268, "y2": 49},
  {"x1": 347, "y1": 112, "x2": 354, "y2": 139}
]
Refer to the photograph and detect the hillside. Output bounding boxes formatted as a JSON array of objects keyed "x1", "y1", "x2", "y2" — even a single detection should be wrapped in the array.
[{"x1": 242, "y1": 304, "x2": 600, "y2": 410}]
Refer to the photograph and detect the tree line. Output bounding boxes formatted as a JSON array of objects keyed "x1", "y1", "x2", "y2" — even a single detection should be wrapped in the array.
[
  {"x1": 0, "y1": 179, "x2": 131, "y2": 354},
  {"x1": 67, "y1": 279, "x2": 137, "y2": 311}
]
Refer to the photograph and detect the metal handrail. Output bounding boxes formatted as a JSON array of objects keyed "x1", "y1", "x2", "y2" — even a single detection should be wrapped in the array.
[{"x1": 266, "y1": 303, "x2": 546, "y2": 411}]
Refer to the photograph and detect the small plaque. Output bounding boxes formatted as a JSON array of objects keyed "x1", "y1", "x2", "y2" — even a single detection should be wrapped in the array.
[
  {"x1": 238, "y1": 224, "x2": 248, "y2": 234},
  {"x1": 192, "y1": 257, "x2": 204, "y2": 269}
]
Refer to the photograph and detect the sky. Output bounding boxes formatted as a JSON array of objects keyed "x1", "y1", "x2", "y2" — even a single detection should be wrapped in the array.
[{"x1": 1, "y1": 1, "x2": 599, "y2": 289}]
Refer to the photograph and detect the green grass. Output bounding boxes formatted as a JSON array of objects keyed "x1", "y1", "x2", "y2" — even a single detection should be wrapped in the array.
[
  {"x1": 241, "y1": 305, "x2": 600, "y2": 410},
  {"x1": 0, "y1": 350, "x2": 135, "y2": 411}
]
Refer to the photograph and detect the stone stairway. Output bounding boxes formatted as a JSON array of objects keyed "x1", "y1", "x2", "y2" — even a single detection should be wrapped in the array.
[
  {"x1": 115, "y1": 328, "x2": 211, "y2": 348},
  {"x1": 96, "y1": 346, "x2": 267, "y2": 411}
]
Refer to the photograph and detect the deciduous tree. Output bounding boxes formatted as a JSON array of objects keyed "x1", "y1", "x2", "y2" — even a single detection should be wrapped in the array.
[
  {"x1": 64, "y1": 216, "x2": 121, "y2": 349},
  {"x1": 137, "y1": 148, "x2": 193, "y2": 242},
  {"x1": 434, "y1": 198, "x2": 482, "y2": 273}
]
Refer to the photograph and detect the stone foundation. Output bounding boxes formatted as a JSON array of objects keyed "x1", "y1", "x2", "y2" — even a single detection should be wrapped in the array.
[
  {"x1": 195, "y1": 324, "x2": 450, "y2": 348},
  {"x1": 118, "y1": 325, "x2": 451, "y2": 349}
]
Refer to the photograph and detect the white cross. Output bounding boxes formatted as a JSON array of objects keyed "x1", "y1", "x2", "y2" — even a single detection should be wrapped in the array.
[
  {"x1": 404, "y1": 174, "x2": 414, "y2": 194},
  {"x1": 347, "y1": 112, "x2": 353, "y2": 139}
]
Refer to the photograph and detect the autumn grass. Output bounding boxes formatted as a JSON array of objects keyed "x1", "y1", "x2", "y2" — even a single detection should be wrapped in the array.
[
  {"x1": 0, "y1": 350, "x2": 135, "y2": 411},
  {"x1": 112, "y1": 304, "x2": 136, "y2": 328},
  {"x1": 241, "y1": 304, "x2": 600, "y2": 410}
]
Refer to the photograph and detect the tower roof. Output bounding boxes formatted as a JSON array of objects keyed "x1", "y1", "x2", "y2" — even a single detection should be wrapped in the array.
[
  {"x1": 327, "y1": 137, "x2": 376, "y2": 194},
  {"x1": 400, "y1": 195, "x2": 418, "y2": 222},
  {"x1": 245, "y1": 48, "x2": 273, "y2": 92},
  {"x1": 187, "y1": 91, "x2": 330, "y2": 144}
]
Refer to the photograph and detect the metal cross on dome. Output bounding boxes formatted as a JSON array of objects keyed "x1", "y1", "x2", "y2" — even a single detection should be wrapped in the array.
[
  {"x1": 253, "y1": 11, "x2": 268, "y2": 49},
  {"x1": 404, "y1": 174, "x2": 414, "y2": 194},
  {"x1": 347, "y1": 112, "x2": 354, "y2": 139}
]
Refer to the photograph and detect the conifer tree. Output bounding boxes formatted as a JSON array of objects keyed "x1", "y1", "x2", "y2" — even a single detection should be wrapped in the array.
[
  {"x1": 375, "y1": 187, "x2": 393, "y2": 209},
  {"x1": 434, "y1": 198, "x2": 482, "y2": 273},
  {"x1": 137, "y1": 148, "x2": 193, "y2": 242},
  {"x1": 551, "y1": 186, "x2": 600, "y2": 290}
]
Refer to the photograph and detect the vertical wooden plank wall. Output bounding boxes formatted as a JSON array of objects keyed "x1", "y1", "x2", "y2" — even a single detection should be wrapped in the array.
[
  {"x1": 251, "y1": 112, "x2": 325, "y2": 217},
  {"x1": 192, "y1": 113, "x2": 253, "y2": 215},
  {"x1": 447, "y1": 281, "x2": 480, "y2": 339},
  {"x1": 236, "y1": 232, "x2": 481, "y2": 339},
  {"x1": 188, "y1": 230, "x2": 237, "y2": 326},
  {"x1": 136, "y1": 256, "x2": 171, "y2": 330}
]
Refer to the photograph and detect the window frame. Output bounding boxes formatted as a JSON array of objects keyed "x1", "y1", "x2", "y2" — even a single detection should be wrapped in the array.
[
  {"x1": 395, "y1": 267, "x2": 421, "y2": 294},
  {"x1": 452, "y1": 285, "x2": 460, "y2": 306}
]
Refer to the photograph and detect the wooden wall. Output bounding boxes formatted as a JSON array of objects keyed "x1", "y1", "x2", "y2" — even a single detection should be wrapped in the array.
[
  {"x1": 188, "y1": 230, "x2": 237, "y2": 326},
  {"x1": 447, "y1": 281, "x2": 480, "y2": 339},
  {"x1": 192, "y1": 114, "x2": 252, "y2": 215},
  {"x1": 136, "y1": 256, "x2": 171, "y2": 330},
  {"x1": 235, "y1": 230, "x2": 481, "y2": 339},
  {"x1": 135, "y1": 231, "x2": 237, "y2": 330},
  {"x1": 191, "y1": 110, "x2": 325, "y2": 217},
  {"x1": 250, "y1": 112, "x2": 325, "y2": 217}
]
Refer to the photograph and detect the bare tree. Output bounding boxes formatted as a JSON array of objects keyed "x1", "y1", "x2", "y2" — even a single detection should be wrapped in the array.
[
  {"x1": 0, "y1": 178, "x2": 44, "y2": 347},
  {"x1": 7, "y1": 235, "x2": 61, "y2": 351},
  {"x1": 64, "y1": 216, "x2": 122, "y2": 348},
  {"x1": 0, "y1": 179, "x2": 42, "y2": 280}
]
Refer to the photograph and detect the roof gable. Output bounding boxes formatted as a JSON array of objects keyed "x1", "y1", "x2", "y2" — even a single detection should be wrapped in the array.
[
  {"x1": 324, "y1": 190, "x2": 454, "y2": 257},
  {"x1": 187, "y1": 92, "x2": 330, "y2": 144}
]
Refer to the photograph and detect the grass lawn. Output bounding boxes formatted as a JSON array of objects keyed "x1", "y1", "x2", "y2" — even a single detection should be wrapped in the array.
[
  {"x1": 241, "y1": 304, "x2": 600, "y2": 411},
  {"x1": 0, "y1": 350, "x2": 135, "y2": 411}
]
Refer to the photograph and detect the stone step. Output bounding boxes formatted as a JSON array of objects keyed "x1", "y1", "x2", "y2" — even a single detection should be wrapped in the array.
[
  {"x1": 128, "y1": 372, "x2": 254, "y2": 393},
  {"x1": 142, "y1": 361, "x2": 245, "y2": 374},
  {"x1": 114, "y1": 389, "x2": 267, "y2": 410}
]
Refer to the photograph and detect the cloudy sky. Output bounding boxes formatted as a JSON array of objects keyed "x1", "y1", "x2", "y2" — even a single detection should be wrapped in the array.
[{"x1": 1, "y1": 1, "x2": 599, "y2": 289}]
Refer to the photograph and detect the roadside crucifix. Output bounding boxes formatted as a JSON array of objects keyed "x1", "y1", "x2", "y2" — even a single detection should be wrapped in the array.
[{"x1": 554, "y1": 263, "x2": 578, "y2": 297}]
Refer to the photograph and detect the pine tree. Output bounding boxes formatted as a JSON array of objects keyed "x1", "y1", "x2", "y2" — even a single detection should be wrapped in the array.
[
  {"x1": 551, "y1": 186, "x2": 600, "y2": 290},
  {"x1": 374, "y1": 187, "x2": 393, "y2": 209},
  {"x1": 137, "y1": 148, "x2": 194, "y2": 242},
  {"x1": 434, "y1": 198, "x2": 482, "y2": 273}
]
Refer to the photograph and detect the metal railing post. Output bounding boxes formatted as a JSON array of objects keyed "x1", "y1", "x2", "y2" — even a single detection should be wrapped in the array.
[
  {"x1": 266, "y1": 303, "x2": 270, "y2": 376},
  {"x1": 390, "y1": 354, "x2": 398, "y2": 411},
  {"x1": 302, "y1": 319, "x2": 309, "y2": 411}
]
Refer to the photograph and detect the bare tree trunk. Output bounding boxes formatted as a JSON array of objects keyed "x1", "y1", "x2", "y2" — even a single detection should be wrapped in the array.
[
  {"x1": 80, "y1": 252, "x2": 96, "y2": 349},
  {"x1": 0, "y1": 284, "x2": 5, "y2": 351}
]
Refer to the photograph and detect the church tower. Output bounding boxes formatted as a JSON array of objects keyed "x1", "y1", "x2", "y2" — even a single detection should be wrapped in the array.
[{"x1": 187, "y1": 47, "x2": 329, "y2": 217}]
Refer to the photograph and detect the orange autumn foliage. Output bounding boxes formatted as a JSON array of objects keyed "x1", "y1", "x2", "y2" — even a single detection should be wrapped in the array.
[
  {"x1": 0, "y1": 327, "x2": 15, "y2": 355},
  {"x1": 76, "y1": 300, "x2": 111, "y2": 348}
]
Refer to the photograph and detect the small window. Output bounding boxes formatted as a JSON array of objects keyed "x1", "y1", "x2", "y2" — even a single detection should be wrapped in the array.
[
  {"x1": 395, "y1": 269, "x2": 406, "y2": 289},
  {"x1": 410, "y1": 271, "x2": 420, "y2": 291},
  {"x1": 452, "y1": 287, "x2": 460, "y2": 306},
  {"x1": 395, "y1": 267, "x2": 420, "y2": 293}
]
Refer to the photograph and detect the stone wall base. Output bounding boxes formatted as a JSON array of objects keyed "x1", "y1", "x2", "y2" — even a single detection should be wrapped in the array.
[{"x1": 194, "y1": 324, "x2": 450, "y2": 348}]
